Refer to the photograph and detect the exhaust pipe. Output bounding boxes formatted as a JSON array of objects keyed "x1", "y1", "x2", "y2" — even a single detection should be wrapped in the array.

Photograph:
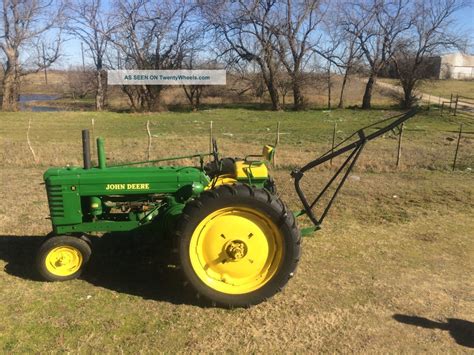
[{"x1": 82, "y1": 129, "x2": 92, "y2": 169}]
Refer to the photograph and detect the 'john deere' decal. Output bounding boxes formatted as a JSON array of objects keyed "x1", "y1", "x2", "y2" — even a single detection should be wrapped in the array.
[{"x1": 105, "y1": 183, "x2": 150, "y2": 190}]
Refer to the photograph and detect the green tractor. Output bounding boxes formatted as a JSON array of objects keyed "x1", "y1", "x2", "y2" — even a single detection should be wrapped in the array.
[{"x1": 37, "y1": 110, "x2": 417, "y2": 307}]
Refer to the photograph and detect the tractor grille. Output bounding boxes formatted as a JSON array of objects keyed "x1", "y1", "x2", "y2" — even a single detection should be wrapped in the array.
[{"x1": 46, "y1": 184, "x2": 64, "y2": 218}]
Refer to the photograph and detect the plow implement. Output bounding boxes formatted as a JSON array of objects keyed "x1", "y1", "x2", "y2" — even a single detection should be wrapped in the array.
[{"x1": 293, "y1": 108, "x2": 418, "y2": 233}]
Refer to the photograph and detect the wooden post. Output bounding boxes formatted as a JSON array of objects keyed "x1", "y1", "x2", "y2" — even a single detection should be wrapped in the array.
[
  {"x1": 449, "y1": 93, "x2": 453, "y2": 113},
  {"x1": 27, "y1": 118, "x2": 39, "y2": 163},
  {"x1": 274, "y1": 122, "x2": 280, "y2": 167},
  {"x1": 209, "y1": 120, "x2": 213, "y2": 155},
  {"x1": 454, "y1": 94, "x2": 459, "y2": 116},
  {"x1": 275, "y1": 121, "x2": 281, "y2": 146},
  {"x1": 452, "y1": 123, "x2": 463, "y2": 171},
  {"x1": 396, "y1": 123, "x2": 404, "y2": 168},
  {"x1": 330, "y1": 122, "x2": 337, "y2": 166},
  {"x1": 441, "y1": 102, "x2": 444, "y2": 115},
  {"x1": 146, "y1": 120, "x2": 152, "y2": 160}
]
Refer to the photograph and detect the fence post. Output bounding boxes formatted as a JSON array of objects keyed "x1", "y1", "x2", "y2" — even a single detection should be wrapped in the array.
[
  {"x1": 396, "y1": 123, "x2": 404, "y2": 168},
  {"x1": 274, "y1": 121, "x2": 280, "y2": 167},
  {"x1": 27, "y1": 118, "x2": 39, "y2": 164},
  {"x1": 449, "y1": 93, "x2": 453, "y2": 113},
  {"x1": 441, "y1": 102, "x2": 444, "y2": 115},
  {"x1": 330, "y1": 122, "x2": 337, "y2": 166},
  {"x1": 454, "y1": 94, "x2": 459, "y2": 116},
  {"x1": 209, "y1": 120, "x2": 213, "y2": 155},
  {"x1": 275, "y1": 121, "x2": 281, "y2": 146},
  {"x1": 452, "y1": 123, "x2": 463, "y2": 171},
  {"x1": 146, "y1": 120, "x2": 152, "y2": 160}
]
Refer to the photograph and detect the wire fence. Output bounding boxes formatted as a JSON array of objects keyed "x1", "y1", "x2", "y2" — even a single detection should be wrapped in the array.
[
  {"x1": 440, "y1": 93, "x2": 474, "y2": 119},
  {"x1": 7, "y1": 103, "x2": 474, "y2": 173}
]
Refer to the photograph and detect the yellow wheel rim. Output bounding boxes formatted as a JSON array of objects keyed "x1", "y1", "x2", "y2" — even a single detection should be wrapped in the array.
[
  {"x1": 45, "y1": 246, "x2": 83, "y2": 276},
  {"x1": 189, "y1": 207, "x2": 284, "y2": 294}
]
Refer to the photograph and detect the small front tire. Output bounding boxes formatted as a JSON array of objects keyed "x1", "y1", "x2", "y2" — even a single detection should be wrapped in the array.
[{"x1": 36, "y1": 236, "x2": 91, "y2": 281}]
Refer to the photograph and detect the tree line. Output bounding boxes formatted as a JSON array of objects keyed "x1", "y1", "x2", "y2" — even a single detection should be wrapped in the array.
[{"x1": 0, "y1": 0, "x2": 469, "y2": 112}]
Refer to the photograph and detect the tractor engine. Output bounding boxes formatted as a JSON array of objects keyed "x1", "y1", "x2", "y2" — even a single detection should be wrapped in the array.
[{"x1": 43, "y1": 131, "x2": 210, "y2": 236}]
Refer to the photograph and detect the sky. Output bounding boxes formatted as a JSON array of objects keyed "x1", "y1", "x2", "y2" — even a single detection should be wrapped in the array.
[{"x1": 56, "y1": 1, "x2": 474, "y2": 69}]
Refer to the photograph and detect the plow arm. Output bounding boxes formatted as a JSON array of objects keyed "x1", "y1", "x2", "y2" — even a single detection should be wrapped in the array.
[{"x1": 292, "y1": 108, "x2": 418, "y2": 231}]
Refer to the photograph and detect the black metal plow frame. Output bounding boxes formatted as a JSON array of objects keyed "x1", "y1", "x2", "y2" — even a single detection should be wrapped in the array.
[{"x1": 292, "y1": 108, "x2": 419, "y2": 229}]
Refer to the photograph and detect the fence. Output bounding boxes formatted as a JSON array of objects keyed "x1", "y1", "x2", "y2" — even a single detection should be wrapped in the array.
[
  {"x1": 13, "y1": 108, "x2": 474, "y2": 173},
  {"x1": 440, "y1": 93, "x2": 474, "y2": 118}
]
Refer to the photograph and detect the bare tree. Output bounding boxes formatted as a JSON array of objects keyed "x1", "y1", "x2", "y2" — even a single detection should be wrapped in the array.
[
  {"x1": 273, "y1": 0, "x2": 324, "y2": 110},
  {"x1": 181, "y1": 52, "x2": 205, "y2": 111},
  {"x1": 66, "y1": 67, "x2": 95, "y2": 100},
  {"x1": 183, "y1": 84, "x2": 203, "y2": 111},
  {"x1": 65, "y1": 0, "x2": 114, "y2": 111},
  {"x1": 341, "y1": 0, "x2": 412, "y2": 109},
  {"x1": 326, "y1": 60, "x2": 332, "y2": 109},
  {"x1": 180, "y1": 28, "x2": 210, "y2": 111},
  {"x1": 277, "y1": 72, "x2": 292, "y2": 109},
  {"x1": 203, "y1": 0, "x2": 283, "y2": 110},
  {"x1": 392, "y1": 0, "x2": 467, "y2": 108},
  {"x1": 109, "y1": 0, "x2": 197, "y2": 112},
  {"x1": 317, "y1": 12, "x2": 363, "y2": 109},
  {"x1": 0, "y1": 0, "x2": 63, "y2": 111},
  {"x1": 332, "y1": 27, "x2": 362, "y2": 108}
]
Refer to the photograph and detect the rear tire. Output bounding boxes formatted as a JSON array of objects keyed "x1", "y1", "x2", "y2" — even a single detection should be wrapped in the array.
[
  {"x1": 37, "y1": 236, "x2": 91, "y2": 281},
  {"x1": 176, "y1": 184, "x2": 300, "y2": 307}
]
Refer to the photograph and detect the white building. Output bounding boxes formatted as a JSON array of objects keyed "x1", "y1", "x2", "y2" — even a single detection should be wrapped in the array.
[{"x1": 438, "y1": 53, "x2": 474, "y2": 79}]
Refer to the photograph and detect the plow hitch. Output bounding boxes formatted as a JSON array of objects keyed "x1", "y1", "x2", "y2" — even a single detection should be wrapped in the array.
[{"x1": 292, "y1": 108, "x2": 419, "y2": 233}]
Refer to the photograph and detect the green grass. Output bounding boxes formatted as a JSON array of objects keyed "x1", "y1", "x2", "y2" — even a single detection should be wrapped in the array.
[
  {"x1": 1, "y1": 106, "x2": 471, "y2": 142},
  {"x1": 419, "y1": 80, "x2": 474, "y2": 99},
  {"x1": 1, "y1": 108, "x2": 473, "y2": 352}
]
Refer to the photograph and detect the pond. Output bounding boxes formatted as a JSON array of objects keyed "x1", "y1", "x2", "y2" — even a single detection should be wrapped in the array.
[{"x1": 19, "y1": 94, "x2": 61, "y2": 112}]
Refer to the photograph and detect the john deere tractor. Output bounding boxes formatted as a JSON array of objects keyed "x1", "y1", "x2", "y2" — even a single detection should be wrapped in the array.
[{"x1": 37, "y1": 110, "x2": 417, "y2": 307}]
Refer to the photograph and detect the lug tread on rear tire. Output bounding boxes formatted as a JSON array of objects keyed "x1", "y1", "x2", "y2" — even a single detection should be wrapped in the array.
[{"x1": 176, "y1": 184, "x2": 300, "y2": 308}]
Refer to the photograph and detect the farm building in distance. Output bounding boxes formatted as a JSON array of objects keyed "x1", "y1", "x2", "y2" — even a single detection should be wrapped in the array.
[
  {"x1": 383, "y1": 52, "x2": 474, "y2": 80},
  {"x1": 435, "y1": 52, "x2": 474, "y2": 79}
]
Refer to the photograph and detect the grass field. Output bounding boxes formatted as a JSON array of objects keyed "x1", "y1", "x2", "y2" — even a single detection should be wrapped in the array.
[
  {"x1": 1, "y1": 108, "x2": 473, "y2": 352},
  {"x1": 418, "y1": 80, "x2": 474, "y2": 99},
  {"x1": 380, "y1": 78, "x2": 474, "y2": 100}
]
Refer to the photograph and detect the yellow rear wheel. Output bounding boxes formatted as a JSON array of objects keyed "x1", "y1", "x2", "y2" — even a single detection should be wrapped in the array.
[
  {"x1": 177, "y1": 184, "x2": 300, "y2": 307},
  {"x1": 189, "y1": 207, "x2": 284, "y2": 294},
  {"x1": 37, "y1": 236, "x2": 91, "y2": 281}
]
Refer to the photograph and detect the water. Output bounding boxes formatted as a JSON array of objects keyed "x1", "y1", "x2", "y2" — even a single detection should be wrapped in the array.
[{"x1": 19, "y1": 94, "x2": 61, "y2": 112}]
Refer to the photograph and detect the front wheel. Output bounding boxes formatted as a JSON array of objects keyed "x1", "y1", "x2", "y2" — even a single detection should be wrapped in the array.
[
  {"x1": 176, "y1": 184, "x2": 300, "y2": 307},
  {"x1": 36, "y1": 236, "x2": 91, "y2": 281}
]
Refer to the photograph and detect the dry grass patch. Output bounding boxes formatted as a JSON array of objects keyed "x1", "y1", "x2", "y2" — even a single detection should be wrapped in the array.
[{"x1": 0, "y1": 109, "x2": 473, "y2": 352}]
